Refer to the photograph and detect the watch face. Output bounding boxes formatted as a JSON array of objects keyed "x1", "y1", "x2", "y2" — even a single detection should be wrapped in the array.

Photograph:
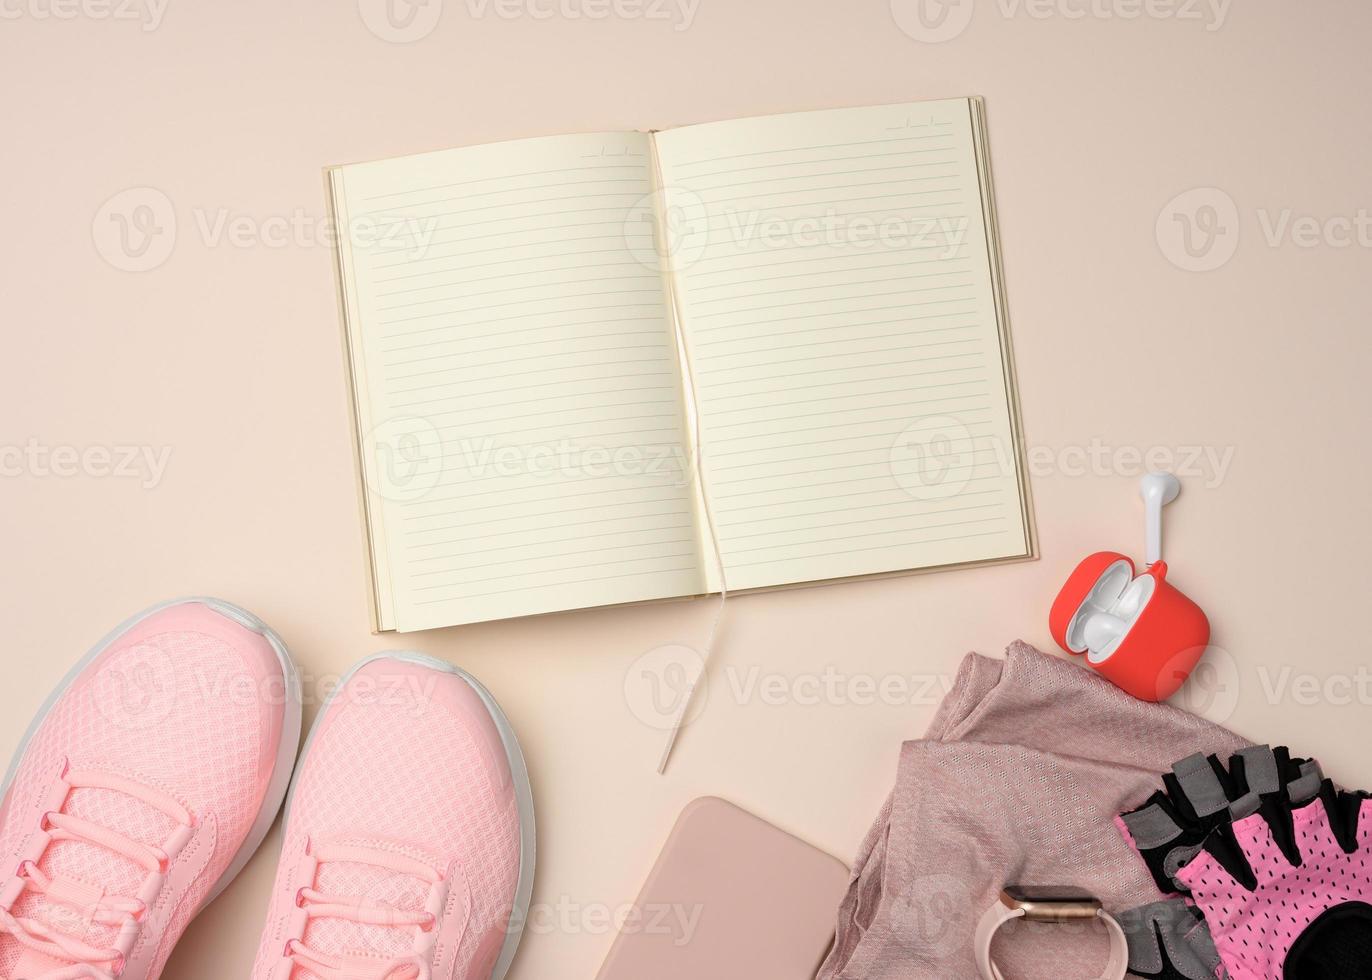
[{"x1": 1001, "y1": 885, "x2": 1102, "y2": 921}]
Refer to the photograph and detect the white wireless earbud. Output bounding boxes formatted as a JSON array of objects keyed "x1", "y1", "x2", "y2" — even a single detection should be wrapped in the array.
[
  {"x1": 1082, "y1": 611, "x2": 1129, "y2": 651},
  {"x1": 1139, "y1": 472, "x2": 1181, "y2": 567}
]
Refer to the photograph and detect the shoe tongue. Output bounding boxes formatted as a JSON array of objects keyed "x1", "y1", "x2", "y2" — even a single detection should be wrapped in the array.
[
  {"x1": 298, "y1": 838, "x2": 439, "y2": 980},
  {"x1": 0, "y1": 782, "x2": 176, "y2": 969}
]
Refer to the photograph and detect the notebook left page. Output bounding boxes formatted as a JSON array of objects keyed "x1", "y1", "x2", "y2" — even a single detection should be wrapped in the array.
[{"x1": 330, "y1": 132, "x2": 706, "y2": 632}]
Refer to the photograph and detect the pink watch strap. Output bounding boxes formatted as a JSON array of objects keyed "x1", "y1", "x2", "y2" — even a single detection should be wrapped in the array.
[{"x1": 974, "y1": 903, "x2": 1130, "y2": 980}]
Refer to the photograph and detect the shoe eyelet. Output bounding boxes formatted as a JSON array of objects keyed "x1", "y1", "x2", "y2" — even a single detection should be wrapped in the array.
[
  {"x1": 154, "y1": 850, "x2": 171, "y2": 875},
  {"x1": 295, "y1": 888, "x2": 308, "y2": 909},
  {"x1": 38, "y1": 812, "x2": 54, "y2": 834}
]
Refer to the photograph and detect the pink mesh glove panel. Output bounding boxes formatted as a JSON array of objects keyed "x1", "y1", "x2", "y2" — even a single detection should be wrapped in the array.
[
  {"x1": 1177, "y1": 787, "x2": 1372, "y2": 980},
  {"x1": 1120, "y1": 745, "x2": 1372, "y2": 980}
]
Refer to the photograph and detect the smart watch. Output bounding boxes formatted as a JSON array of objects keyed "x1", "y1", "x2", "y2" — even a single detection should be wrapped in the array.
[{"x1": 975, "y1": 886, "x2": 1129, "y2": 980}]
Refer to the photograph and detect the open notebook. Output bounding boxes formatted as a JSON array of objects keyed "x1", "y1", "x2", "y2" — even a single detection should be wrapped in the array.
[{"x1": 328, "y1": 98, "x2": 1034, "y2": 633}]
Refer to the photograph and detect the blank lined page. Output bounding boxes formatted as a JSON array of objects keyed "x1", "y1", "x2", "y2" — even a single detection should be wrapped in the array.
[
  {"x1": 332, "y1": 132, "x2": 704, "y2": 631},
  {"x1": 655, "y1": 100, "x2": 1031, "y2": 592}
]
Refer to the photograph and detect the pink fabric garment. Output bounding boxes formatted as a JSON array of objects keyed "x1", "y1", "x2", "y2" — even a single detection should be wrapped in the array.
[{"x1": 818, "y1": 641, "x2": 1249, "y2": 980}]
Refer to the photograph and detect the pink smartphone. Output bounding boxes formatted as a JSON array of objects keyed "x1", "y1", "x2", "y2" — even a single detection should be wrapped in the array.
[{"x1": 595, "y1": 797, "x2": 850, "y2": 980}]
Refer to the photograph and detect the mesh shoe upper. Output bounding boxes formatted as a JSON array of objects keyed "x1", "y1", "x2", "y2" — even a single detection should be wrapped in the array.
[
  {"x1": 0, "y1": 600, "x2": 295, "y2": 980},
  {"x1": 250, "y1": 656, "x2": 525, "y2": 980}
]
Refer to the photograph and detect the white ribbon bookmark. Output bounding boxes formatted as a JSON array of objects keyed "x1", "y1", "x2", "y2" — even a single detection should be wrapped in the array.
[{"x1": 651, "y1": 137, "x2": 730, "y2": 774}]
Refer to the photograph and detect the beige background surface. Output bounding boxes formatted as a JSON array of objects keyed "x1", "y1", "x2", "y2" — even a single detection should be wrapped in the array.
[{"x1": 3, "y1": 2, "x2": 1371, "y2": 977}]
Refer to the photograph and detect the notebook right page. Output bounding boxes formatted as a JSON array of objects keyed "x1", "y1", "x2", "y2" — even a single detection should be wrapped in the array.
[{"x1": 655, "y1": 99, "x2": 1032, "y2": 592}]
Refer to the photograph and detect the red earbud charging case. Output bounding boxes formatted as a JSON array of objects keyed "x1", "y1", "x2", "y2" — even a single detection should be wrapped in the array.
[{"x1": 1049, "y1": 551, "x2": 1211, "y2": 702}]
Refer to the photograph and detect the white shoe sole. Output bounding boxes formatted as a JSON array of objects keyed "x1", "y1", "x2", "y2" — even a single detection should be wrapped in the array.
[{"x1": 283, "y1": 652, "x2": 536, "y2": 980}]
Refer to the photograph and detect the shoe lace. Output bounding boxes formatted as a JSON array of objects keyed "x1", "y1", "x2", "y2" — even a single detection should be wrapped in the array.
[
  {"x1": 0, "y1": 768, "x2": 195, "y2": 980},
  {"x1": 285, "y1": 842, "x2": 440, "y2": 980}
]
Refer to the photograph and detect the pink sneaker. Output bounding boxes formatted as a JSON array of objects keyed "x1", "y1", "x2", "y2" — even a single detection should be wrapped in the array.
[
  {"x1": 0, "y1": 598, "x2": 302, "y2": 980},
  {"x1": 250, "y1": 653, "x2": 535, "y2": 980}
]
